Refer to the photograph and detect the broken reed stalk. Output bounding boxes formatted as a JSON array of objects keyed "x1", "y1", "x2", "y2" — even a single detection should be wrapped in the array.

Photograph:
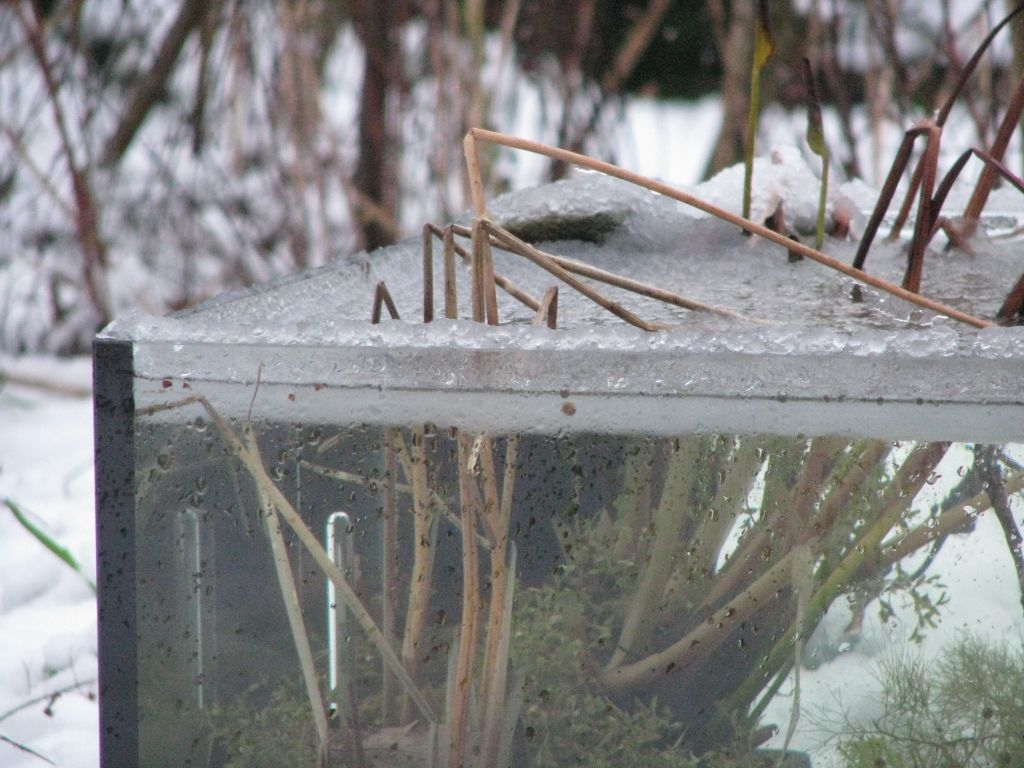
[
  {"x1": 548, "y1": 252, "x2": 765, "y2": 323},
  {"x1": 371, "y1": 281, "x2": 400, "y2": 323},
  {"x1": 532, "y1": 286, "x2": 558, "y2": 328},
  {"x1": 429, "y1": 223, "x2": 541, "y2": 312},
  {"x1": 422, "y1": 225, "x2": 435, "y2": 322},
  {"x1": 464, "y1": 128, "x2": 994, "y2": 328},
  {"x1": 443, "y1": 225, "x2": 459, "y2": 319},
  {"x1": 931, "y1": 149, "x2": 1024, "y2": 240},
  {"x1": 997, "y1": 271, "x2": 1024, "y2": 325},
  {"x1": 854, "y1": 128, "x2": 925, "y2": 264},
  {"x1": 481, "y1": 220, "x2": 669, "y2": 331},
  {"x1": 143, "y1": 394, "x2": 439, "y2": 724}
]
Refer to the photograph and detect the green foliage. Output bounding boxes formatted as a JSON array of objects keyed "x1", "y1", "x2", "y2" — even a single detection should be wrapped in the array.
[
  {"x1": 3, "y1": 497, "x2": 96, "y2": 593},
  {"x1": 509, "y1": 521, "x2": 774, "y2": 768},
  {"x1": 214, "y1": 683, "x2": 320, "y2": 768},
  {"x1": 839, "y1": 636, "x2": 1024, "y2": 768},
  {"x1": 876, "y1": 563, "x2": 950, "y2": 644},
  {"x1": 511, "y1": 528, "x2": 698, "y2": 768}
]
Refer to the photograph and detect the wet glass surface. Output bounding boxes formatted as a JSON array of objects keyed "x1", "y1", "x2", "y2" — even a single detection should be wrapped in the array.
[{"x1": 132, "y1": 393, "x2": 1023, "y2": 767}]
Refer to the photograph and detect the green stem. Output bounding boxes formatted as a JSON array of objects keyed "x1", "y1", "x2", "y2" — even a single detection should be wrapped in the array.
[
  {"x1": 816, "y1": 155, "x2": 829, "y2": 250},
  {"x1": 743, "y1": 72, "x2": 761, "y2": 220},
  {"x1": 4, "y1": 498, "x2": 96, "y2": 594}
]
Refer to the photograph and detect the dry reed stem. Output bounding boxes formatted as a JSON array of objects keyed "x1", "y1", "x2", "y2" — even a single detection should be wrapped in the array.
[
  {"x1": 443, "y1": 225, "x2": 459, "y2": 319},
  {"x1": 470, "y1": 219, "x2": 500, "y2": 324},
  {"x1": 371, "y1": 281, "x2": 400, "y2": 323},
  {"x1": 880, "y1": 467, "x2": 1024, "y2": 569},
  {"x1": 477, "y1": 438, "x2": 514, "y2": 766},
  {"x1": 299, "y1": 460, "x2": 413, "y2": 496},
  {"x1": 451, "y1": 222, "x2": 763, "y2": 322},
  {"x1": 467, "y1": 128, "x2": 994, "y2": 328},
  {"x1": 431, "y1": 224, "x2": 540, "y2": 311},
  {"x1": 451, "y1": 432, "x2": 483, "y2": 768},
  {"x1": 147, "y1": 394, "x2": 439, "y2": 723},
  {"x1": 449, "y1": 219, "x2": 765, "y2": 324},
  {"x1": 963, "y1": 71, "x2": 1024, "y2": 222},
  {"x1": 381, "y1": 430, "x2": 400, "y2": 724},
  {"x1": 422, "y1": 225, "x2": 435, "y2": 322},
  {"x1": 400, "y1": 428, "x2": 436, "y2": 720},
  {"x1": 463, "y1": 130, "x2": 488, "y2": 216},
  {"x1": 549, "y1": 252, "x2": 767, "y2": 323},
  {"x1": 254, "y1": 476, "x2": 330, "y2": 763},
  {"x1": 482, "y1": 220, "x2": 669, "y2": 331},
  {"x1": 532, "y1": 286, "x2": 559, "y2": 328},
  {"x1": 903, "y1": 125, "x2": 942, "y2": 292}
]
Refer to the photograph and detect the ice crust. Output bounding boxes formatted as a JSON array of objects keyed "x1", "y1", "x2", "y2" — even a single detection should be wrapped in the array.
[
  {"x1": 103, "y1": 170, "x2": 1024, "y2": 436},
  {"x1": 105, "y1": 169, "x2": 1024, "y2": 348}
]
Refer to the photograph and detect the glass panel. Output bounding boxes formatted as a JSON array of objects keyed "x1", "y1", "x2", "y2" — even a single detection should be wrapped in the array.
[{"x1": 133, "y1": 390, "x2": 1023, "y2": 767}]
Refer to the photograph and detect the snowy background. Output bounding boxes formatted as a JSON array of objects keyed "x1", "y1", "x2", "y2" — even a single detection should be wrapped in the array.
[{"x1": 2, "y1": 1, "x2": 1024, "y2": 766}]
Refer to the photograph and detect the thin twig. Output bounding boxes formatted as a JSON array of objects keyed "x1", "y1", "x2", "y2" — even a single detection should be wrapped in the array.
[
  {"x1": 980, "y1": 446, "x2": 1024, "y2": 616},
  {"x1": 449, "y1": 223, "x2": 763, "y2": 322},
  {"x1": 482, "y1": 220, "x2": 669, "y2": 331}
]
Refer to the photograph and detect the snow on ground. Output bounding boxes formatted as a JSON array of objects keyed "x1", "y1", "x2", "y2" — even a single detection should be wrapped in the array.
[{"x1": 0, "y1": 355, "x2": 98, "y2": 768}]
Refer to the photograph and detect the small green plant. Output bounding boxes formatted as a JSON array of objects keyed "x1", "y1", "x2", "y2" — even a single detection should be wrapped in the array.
[
  {"x1": 802, "y1": 58, "x2": 829, "y2": 250},
  {"x1": 3, "y1": 497, "x2": 96, "y2": 593},
  {"x1": 838, "y1": 635, "x2": 1024, "y2": 768},
  {"x1": 214, "y1": 683, "x2": 320, "y2": 768},
  {"x1": 743, "y1": 0, "x2": 774, "y2": 221},
  {"x1": 511, "y1": 524, "x2": 698, "y2": 768}
]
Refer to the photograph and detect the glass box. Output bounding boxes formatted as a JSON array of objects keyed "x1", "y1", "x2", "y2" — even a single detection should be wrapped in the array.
[{"x1": 93, "y1": 175, "x2": 1024, "y2": 768}]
